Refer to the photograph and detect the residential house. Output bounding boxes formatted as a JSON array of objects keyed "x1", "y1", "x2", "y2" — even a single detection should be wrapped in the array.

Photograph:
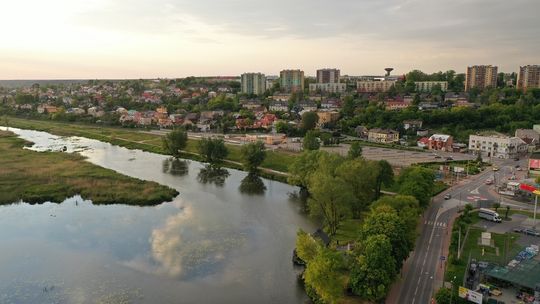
[
  {"x1": 87, "y1": 107, "x2": 105, "y2": 118},
  {"x1": 317, "y1": 111, "x2": 340, "y2": 127},
  {"x1": 255, "y1": 114, "x2": 277, "y2": 129},
  {"x1": 320, "y1": 98, "x2": 342, "y2": 110},
  {"x1": 272, "y1": 93, "x2": 292, "y2": 101},
  {"x1": 417, "y1": 137, "x2": 429, "y2": 149},
  {"x1": 367, "y1": 128, "x2": 399, "y2": 144},
  {"x1": 269, "y1": 101, "x2": 289, "y2": 112},
  {"x1": 355, "y1": 126, "x2": 368, "y2": 139},
  {"x1": 296, "y1": 101, "x2": 317, "y2": 112},
  {"x1": 428, "y1": 134, "x2": 453, "y2": 151},
  {"x1": 515, "y1": 129, "x2": 540, "y2": 143},
  {"x1": 403, "y1": 120, "x2": 423, "y2": 130},
  {"x1": 416, "y1": 129, "x2": 430, "y2": 137},
  {"x1": 242, "y1": 100, "x2": 265, "y2": 110},
  {"x1": 37, "y1": 104, "x2": 59, "y2": 114}
]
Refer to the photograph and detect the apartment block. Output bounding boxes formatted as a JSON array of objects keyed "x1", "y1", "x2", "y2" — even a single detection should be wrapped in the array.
[
  {"x1": 357, "y1": 80, "x2": 397, "y2": 93},
  {"x1": 280, "y1": 70, "x2": 304, "y2": 93},
  {"x1": 316, "y1": 68, "x2": 340, "y2": 83},
  {"x1": 517, "y1": 65, "x2": 540, "y2": 92},
  {"x1": 241, "y1": 73, "x2": 266, "y2": 95},
  {"x1": 415, "y1": 81, "x2": 448, "y2": 92},
  {"x1": 465, "y1": 65, "x2": 498, "y2": 91}
]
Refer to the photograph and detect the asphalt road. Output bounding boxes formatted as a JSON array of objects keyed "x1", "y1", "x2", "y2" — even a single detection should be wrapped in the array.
[{"x1": 395, "y1": 158, "x2": 536, "y2": 304}]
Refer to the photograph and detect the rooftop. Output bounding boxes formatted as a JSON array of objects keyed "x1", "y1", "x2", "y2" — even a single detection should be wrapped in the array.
[{"x1": 485, "y1": 258, "x2": 540, "y2": 290}]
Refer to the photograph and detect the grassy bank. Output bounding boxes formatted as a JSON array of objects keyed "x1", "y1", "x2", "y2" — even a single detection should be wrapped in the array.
[
  {"x1": 0, "y1": 130, "x2": 178, "y2": 205},
  {"x1": 4, "y1": 117, "x2": 295, "y2": 180}
]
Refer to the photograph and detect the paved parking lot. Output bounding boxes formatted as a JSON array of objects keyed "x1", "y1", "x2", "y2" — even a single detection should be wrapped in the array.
[{"x1": 322, "y1": 144, "x2": 475, "y2": 167}]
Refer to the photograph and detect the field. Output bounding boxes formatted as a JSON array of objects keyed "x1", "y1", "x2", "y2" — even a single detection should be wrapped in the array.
[
  {"x1": 0, "y1": 130, "x2": 178, "y2": 205},
  {"x1": 3, "y1": 117, "x2": 296, "y2": 178}
]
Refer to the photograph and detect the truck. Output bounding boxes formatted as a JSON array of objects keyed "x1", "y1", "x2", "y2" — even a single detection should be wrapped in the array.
[{"x1": 478, "y1": 208, "x2": 502, "y2": 222}]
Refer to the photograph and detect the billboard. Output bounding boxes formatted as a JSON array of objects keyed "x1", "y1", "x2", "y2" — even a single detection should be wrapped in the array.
[
  {"x1": 530, "y1": 159, "x2": 540, "y2": 169},
  {"x1": 458, "y1": 286, "x2": 483, "y2": 304}
]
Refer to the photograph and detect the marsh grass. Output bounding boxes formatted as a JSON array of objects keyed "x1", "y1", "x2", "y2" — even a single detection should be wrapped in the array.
[{"x1": 0, "y1": 130, "x2": 178, "y2": 205}]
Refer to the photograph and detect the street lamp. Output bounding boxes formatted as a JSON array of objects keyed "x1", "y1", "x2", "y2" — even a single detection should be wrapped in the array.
[{"x1": 450, "y1": 275, "x2": 457, "y2": 304}]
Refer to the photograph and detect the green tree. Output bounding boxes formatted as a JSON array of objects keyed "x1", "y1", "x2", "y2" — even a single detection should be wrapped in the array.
[
  {"x1": 337, "y1": 158, "x2": 378, "y2": 216},
  {"x1": 375, "y1": 160, "x2": 394, "y2": 199},
  {"x1": 398, "y1": 166, "x2": 434, "y2": 208},
  {"x1": 303, "y1": 130, "x2": 320, "y2": 151},
  {"x1": 371, "y1": 195, "x2": 420, "y2": 244},
  {"x1": 301, "y1": 111, "x2": 319, "y2": 132},
  {"x1": 240, "y1": 141, "x2": 266, "y2": 173},
  {"x1": 304, "y1": 246, "x2": 345, "y2": 304},
  {"x1": 348, "y1": 141, "x2": 363, "y2": 159},
  {"x1": 308, "y1": 167, "x2": 354, "y2": 235},
  {"x1": 295, "y1": 229, "x2": 320, "y2": 263},
  {"x1": 360, "y1": 205, "x2": 412, "y2": 271},
  {"x1": 434, "y1": 287, "x2": 452, "y2": 304},
  {"x1": 350, "y1": 234, "x2": 397, "y2": 301},
  {"x1": 197, "y1": 137, "x2": 228, "y2": 166},
  {"x1": 162, "y1": 129, "x2": 188, "y2": 158},
  {"x1": 287, "y1": 150, "x2": 323, "y2": 188}
]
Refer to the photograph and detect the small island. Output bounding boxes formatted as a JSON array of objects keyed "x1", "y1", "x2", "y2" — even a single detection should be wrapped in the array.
[{"x1": 0, "y1": 130, "x2": 179, "y2": 205}]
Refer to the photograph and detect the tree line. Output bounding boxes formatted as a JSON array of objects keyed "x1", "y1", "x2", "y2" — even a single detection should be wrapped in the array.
[{"x1": 290, "y1": 148, "x2": 436, "y2": 303}]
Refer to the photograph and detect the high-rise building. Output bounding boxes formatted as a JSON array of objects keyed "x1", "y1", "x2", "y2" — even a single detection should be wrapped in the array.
[
  {"x1": 316, "y1": 68, "x2": 340, "y2": 84},
  {"x1": 241, "y1": 73, "x2": 266, "y2": 95},
  {"x1": 280, "y1": 70, "x2": 304, "y2": 93},
  {"x1": 517, "y1": 65, "x2": 540, "y2": 92},
  {"x1": 465, "y1": 65, "x2": 498, "y2": 91}
]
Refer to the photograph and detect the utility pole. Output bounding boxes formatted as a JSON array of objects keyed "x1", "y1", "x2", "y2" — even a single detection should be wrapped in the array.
[{"x1": 457, "y1": 226, "x2": 461, "y2": 259}]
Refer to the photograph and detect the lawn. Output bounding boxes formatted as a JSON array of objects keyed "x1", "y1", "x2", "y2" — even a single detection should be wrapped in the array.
[
  {"x1": 0, "y1": 130, "x2": 178, "y2": 205},
  {"x1": 445, "y1": 227, "x2": 522, "y2": 285},
  {"x1": 4, "y1": 117, "x2": 296, "y2": 178}
]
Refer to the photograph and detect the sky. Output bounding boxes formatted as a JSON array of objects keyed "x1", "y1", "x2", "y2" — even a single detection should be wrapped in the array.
[{"x1": 1, "y1": 0, "x2": 539, "y2": 79}]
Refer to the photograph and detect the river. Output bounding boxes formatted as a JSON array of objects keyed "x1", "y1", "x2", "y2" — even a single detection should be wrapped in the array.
[{"x1": 0, "y1": 127, "x2": 316, "y2": 304}]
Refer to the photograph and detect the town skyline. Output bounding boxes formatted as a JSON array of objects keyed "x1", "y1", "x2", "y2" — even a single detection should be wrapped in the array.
[{"x1": 1, "y1": 0, "x2": 539, "y2": 79}]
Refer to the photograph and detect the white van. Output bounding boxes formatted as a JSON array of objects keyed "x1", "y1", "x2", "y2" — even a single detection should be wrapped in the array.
[{"x1": 478, "y1": 208, "x2": 502, "y2": 223}]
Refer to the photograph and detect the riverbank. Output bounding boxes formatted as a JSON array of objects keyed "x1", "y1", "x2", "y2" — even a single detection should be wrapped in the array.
[
  {"x1": 4, "y1": 116, "x2": 294, "y2": 182},
  {"x1": 0, "y1": 130, "x2": 178, "y2": 205}
]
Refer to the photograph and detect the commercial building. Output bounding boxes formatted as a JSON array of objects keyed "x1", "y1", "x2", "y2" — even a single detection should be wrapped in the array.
[
  {"x1": 241, "y1": 73, "x2": 266, "y2": 95},
  {"x1": 465, "y1": 65, "x2": 498, "y2": 91},
  {"x1": 357, "y1": 80, "x2": 397, "y2": 93},
  {"x1": 517, "y1": 65, "x2": 540, "y2": 92},
  {"x1": 367, "y1": 128, "x2": 400, "y2": 144},
  {"x1": 415, "y1": 81, "x2": 448, "y2": 92},
  {"x1": 468, "y1": 132, "x2": 528, "y2": 159},
  {"x1": 280, "y1": 69, "x2": 304, "y2": 93},
  {"x1": 316, "y1": 68, "x2": 340, "y2": 84}
]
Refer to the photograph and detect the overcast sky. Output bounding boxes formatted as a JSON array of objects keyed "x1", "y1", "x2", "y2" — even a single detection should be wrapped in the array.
[{"x1": 1, "y1": 0, "x2": 538, "y2": 79}]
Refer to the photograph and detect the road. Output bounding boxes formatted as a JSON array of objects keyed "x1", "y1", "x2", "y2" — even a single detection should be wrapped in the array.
[{"x1": 393, "y1": 157, "x2": 535, "y2": 304}]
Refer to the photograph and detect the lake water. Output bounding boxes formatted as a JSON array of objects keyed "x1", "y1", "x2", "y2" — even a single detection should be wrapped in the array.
[{"x1": 0, "y1": 127, "x2": 315, "y2": 304}]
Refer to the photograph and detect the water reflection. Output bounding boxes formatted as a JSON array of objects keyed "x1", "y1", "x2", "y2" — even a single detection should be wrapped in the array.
[
  {"x1": 239, "y1": 173, "x2": 267, "y2": 195},
  {"x1": 197, "y1": 165, "x2": 230, "y2": 186},
  {"x1": 162, "y1": 158, "x2": 189, "y2": 176}
]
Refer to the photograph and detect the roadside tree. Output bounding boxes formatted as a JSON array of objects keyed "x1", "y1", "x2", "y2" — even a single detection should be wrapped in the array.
[
  {"x1": 162, "y1": 129, "x2": 188, "y2": 158},
  {"x1": 240, "y1": 141, "x2": 266, "y2": 173}
]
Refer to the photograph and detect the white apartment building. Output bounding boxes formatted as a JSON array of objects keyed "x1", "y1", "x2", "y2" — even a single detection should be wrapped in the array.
[
  {"x1": 469, "y1": 133, "x2": 528, "y2": 159},
  {"x1": 357, "y1": 80, "x2": 396, "y2": 93},
  {"x1": 309, "y1": 83, "x2": 346, "y2": 93},
  {"x1": 415, "y1": 81, "x2": 448, "y2": 92}
]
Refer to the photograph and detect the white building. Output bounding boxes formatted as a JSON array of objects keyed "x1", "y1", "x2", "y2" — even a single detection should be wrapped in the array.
[
  {"x1": 357, "y1": 80, "x2": 396, "y2": 93},
  {"x1": 309, "y1": 83, "x2": 346, "y2": 93},
  {"x1": 468, "y1": 132, "x2": 528, "y2": 159},
  {"x1": 415, "y1": 81, "x2": 448, "y2": 92}
]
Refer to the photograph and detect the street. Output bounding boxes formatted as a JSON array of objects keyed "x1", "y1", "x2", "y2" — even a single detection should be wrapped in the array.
[{"x1": 391, "y1": 157, "x2": 537, "y2": 304}]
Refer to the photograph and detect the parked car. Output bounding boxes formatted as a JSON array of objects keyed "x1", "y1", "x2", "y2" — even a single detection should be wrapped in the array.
[
  {"x1": 513, "y1": 227, "x2": 523, "y2": 233},
  {"x1": 485, "y1": 179, "x2": 493, "y2": 185},
  {"x1": 444, "y1": 194, "x2": 452, "y2": 200},
  {"x1": 523, "y1": 229, "x2": 540, "y2": 237},
  {"x1": 434, "y1": 155, "x2": 441, "y2": 159},
  {"x1": 446, "y1": 157, "x2": 453, "y2": 161},
  {"x1": 517, "y1": 167, "x2": 522, "y2": 171},
  {"x1": 493, "y1": 166, "x2": 499, "y2": 171}
]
